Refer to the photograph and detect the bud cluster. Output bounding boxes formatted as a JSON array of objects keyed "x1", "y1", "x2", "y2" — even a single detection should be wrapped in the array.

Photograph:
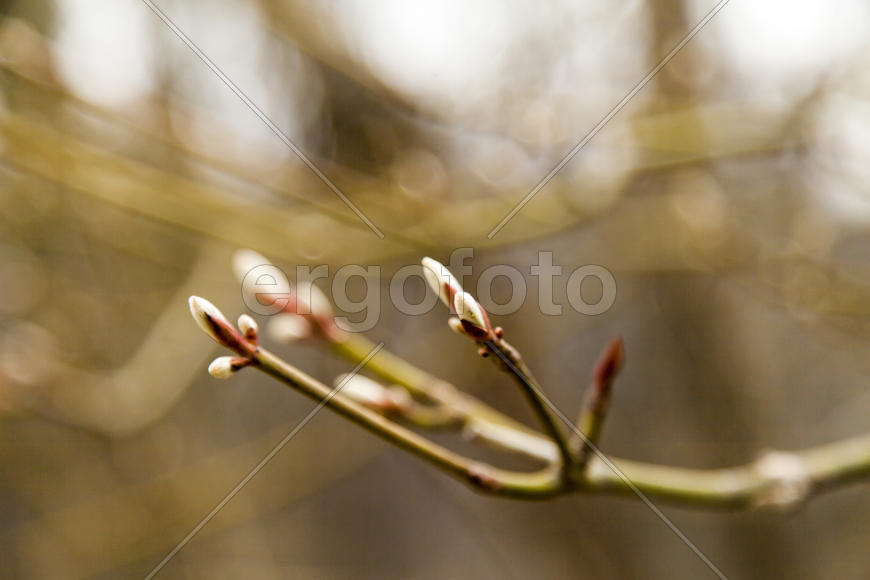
[
  {"x1": 422, "y1": 257, "x2": 495, "y2": 344},
  {"x1": 188, "y1": 296, "x2": 260, "y2": 379},
  {"x1": 234, "y1": 249, "x2": 339, "y2": 342}
]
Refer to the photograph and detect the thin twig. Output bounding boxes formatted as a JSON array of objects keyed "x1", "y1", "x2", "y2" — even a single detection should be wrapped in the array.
[
  {"x1": 253, "y1": 347, "x2": 563, "y2": 498},
  {"x1": 575, "y1": 338, "x2": 625, "y2": 468},
  {"x1": 327, "y1": 331, "x2": 559, "y2": 463},
  {"x1": 484, "y1": 339, "x2": 575, "y2": 475}
]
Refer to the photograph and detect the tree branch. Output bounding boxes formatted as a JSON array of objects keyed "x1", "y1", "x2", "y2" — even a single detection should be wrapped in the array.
[
  {"x1": 185, "y1": 251, "x2": 870, "y2": 510},
  {"x1": 254, "y1": 346, "x2": 563, "y2": 498},
  {"x1": 325, "y1": 327, "x2": 560, "y2": 463}
]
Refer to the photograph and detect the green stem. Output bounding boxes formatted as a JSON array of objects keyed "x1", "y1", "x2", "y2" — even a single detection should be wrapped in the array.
[
  {"x1": 256, "y1": 344, "x2": 870, "y2": 508},
  {"x1": 327, "y1": 332, "x2": 556, "y2": 460},
  {"x1": 581, "y1": 433, "x2": 870, "y2": 508},
  {"x1": 252, "y1": 346, "x2": 561, "y2": 498}
]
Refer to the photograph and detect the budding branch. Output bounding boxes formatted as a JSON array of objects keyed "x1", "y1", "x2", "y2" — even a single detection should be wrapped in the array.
[{"x1": 186, "y1": 254, "x2": 870, "y2": 510}]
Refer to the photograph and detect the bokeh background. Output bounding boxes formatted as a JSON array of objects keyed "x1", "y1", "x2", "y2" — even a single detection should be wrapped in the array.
[{"x1": 2, "y1": 0, "x2": 870, "y2": 578}]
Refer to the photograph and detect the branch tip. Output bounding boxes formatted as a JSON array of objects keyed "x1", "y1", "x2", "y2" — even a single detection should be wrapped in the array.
[
  {"x1": 575, "y1": 337, "x2": 625, "y2": 467},
  {"x1": 188, "y1": 295, "x2": 255, "y2": 355},
  {"x1": 593, "y1": 337, "x2": 624, "y2": 395}
]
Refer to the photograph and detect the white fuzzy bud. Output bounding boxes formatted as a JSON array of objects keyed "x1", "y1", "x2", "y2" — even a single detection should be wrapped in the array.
[
  {"x1": 232, "y1": 248, "x2": 271, "y2": 283},
  {"x1": 208, "y1": 356, "x2": 238, "y2": 379},
  {"x1": 335, "y1": 373, "x2": 389, "y2": 407},
  {"x1": 422, "y1": 257, "x2": 463, "y2": 310},
  {"x1": 189, "y1": 296, "x2": 230, "y2": 340},
  {"x1": 453, "y1": 291, "x2": 492, "y2": 338},
  {"x1": 267, "y1": 313, "x2": 312, "y2": 342},
  {"x1": 237, "y1": 313, "x2": 258, "y2": 340},
  {"x1": 295, "y1": 281, "x2": 333, "y2": 318}
]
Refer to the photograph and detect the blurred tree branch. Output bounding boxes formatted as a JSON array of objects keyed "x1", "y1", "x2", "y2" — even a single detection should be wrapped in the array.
[
  {"x1": 0, "y1": 49, "x2": 802, "y2": 257},
  {"x1": 34, "y1": 242, "x2": 233, "y2": 435}
]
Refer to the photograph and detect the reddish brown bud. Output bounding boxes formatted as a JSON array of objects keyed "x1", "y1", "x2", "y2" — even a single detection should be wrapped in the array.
[{"x1": 594, "y1": 337, "x2": 624, "y2": 392}]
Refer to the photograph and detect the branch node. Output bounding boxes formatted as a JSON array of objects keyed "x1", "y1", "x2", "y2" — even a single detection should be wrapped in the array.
[
  {"x1": 753, "y1": 450, "x2": 811, "y2": 510},
  {"x1": 467, "y1": 462, "x2": 502, "y2": 493}
]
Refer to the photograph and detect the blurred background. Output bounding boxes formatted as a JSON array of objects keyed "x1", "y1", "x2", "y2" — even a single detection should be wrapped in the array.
[{"x1": 2, "y1": 0, "x2": 870, "y2": 578}]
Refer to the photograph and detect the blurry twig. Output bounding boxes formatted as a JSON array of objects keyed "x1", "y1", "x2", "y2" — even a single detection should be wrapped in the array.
[
  {"x1": 10, "y1": 242, "x2": 234, "y2": 435},
  {"x1": 486, "y1": 0, "x2": 732, "y2": 239},
  {"x1": 141, "y1": 0, "x2": 385, "y2": 239},
  {"x1": 0, "y1": 109, "x2": 410, "y2": 263},
  {"x1": 0, "y1": 52, "x2": 800, "y2": 254}
]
